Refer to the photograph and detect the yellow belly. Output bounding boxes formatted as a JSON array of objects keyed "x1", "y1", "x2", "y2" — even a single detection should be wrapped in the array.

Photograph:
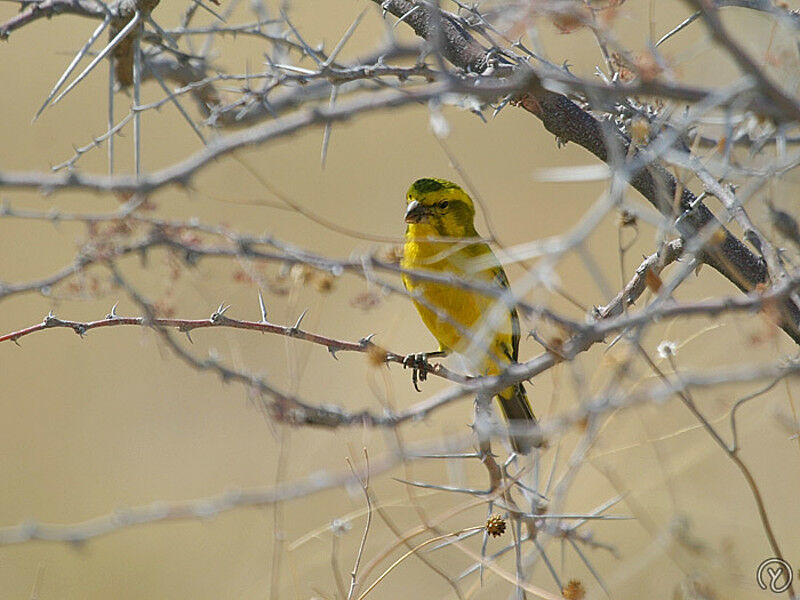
[
  {"x1": 406, "y1": 278, "x2": 487, "y2": 352},
  {"x1": 401, "y1": 240, "x2": 513, "y2": 368}
]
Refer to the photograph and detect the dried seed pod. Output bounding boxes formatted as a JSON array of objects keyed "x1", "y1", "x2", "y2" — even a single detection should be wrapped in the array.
[
  {"x1": 485, "y1": 514, "x2": 506, "y2": 538},
  {"x1": 562, "y1": 579, "x2": 586, "y2": 600}
]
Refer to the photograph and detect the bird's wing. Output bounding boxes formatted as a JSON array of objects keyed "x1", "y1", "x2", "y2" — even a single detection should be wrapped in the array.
[
  {"x1": 490, "y1": 265, "x2": 521, "y2": 363},
  {"x1": 463, "y1": 241, "x2": 520, "y2": 364}
]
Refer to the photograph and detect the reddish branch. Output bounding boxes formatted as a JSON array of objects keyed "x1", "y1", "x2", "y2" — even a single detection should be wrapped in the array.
[{"x1": 0, "y1": 310, "x2": 466, "y2": 384}]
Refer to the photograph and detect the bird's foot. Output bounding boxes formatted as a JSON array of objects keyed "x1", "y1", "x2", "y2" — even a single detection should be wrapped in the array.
[{"x1": 402, "y1": 352, "x2": 433, "y2": 392}]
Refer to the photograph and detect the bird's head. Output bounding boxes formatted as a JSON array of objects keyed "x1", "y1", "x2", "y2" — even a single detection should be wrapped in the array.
[{"x1": 404, "y1": 178, "x2": 477, "y2": 238}]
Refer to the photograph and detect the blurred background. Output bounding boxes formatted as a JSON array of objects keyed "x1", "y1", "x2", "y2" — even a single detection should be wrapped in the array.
[{"x1": 1, "y1": 1, "x2": 799, "y2": 598}]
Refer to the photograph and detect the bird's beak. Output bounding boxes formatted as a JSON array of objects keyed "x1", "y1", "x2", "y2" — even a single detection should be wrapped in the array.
[{"x1": 404, "y1": 200, "x2": 427, "y2": 224}]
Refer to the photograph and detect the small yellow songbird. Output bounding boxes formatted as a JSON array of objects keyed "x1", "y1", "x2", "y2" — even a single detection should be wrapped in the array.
[{"x1": 401, "y1": 178, "x2": 538, "y2": 454}]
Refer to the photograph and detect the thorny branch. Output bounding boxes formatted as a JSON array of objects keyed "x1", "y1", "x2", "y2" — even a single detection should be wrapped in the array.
[
  {"x1": 0, "y1": 0, "x2": 105, "y2": 39},
  {"x1": 0, "y1": 306, "x2": 466, "y2": 385}
]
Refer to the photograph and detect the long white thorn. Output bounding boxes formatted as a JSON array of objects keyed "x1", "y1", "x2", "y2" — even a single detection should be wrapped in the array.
[
  {"x1": 34, "y1": 16, "x2": 111, "y2": 120},
  {"x1": 321, "y1": 9, "x2": 367, "y2": 69},
  {"x1": 52, "y1": 11, "x2": 141, "y2": 107},
  {"x1": 258, "y1": 290, "x2": 268, "y2": 323}
]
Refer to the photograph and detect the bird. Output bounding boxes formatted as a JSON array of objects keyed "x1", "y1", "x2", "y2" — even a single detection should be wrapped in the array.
[{"x1": 400, "y1": 177, "x2": 538, "y2": 454}]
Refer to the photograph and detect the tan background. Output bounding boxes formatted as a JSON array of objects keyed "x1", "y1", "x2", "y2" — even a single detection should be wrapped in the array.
[{"x1": 1, "y1": 1, "x2": 799, "y2": 598}]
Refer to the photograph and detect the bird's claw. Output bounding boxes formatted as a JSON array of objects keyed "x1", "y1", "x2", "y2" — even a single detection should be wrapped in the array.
[{"x1": 403, "y1": 352, "x2": 431, "y2": 392}]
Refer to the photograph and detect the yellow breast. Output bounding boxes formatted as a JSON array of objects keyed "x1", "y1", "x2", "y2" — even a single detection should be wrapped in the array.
[{"x1": 402, "y1": 227, "x2": 511, "y2": 362}]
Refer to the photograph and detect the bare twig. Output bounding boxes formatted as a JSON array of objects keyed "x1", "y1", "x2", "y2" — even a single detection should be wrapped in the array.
[{"x1": 346, "y1": 449, "x2": 372, "y2": 600}]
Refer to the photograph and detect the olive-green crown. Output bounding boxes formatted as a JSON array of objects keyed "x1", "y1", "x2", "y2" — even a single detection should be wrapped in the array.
[{"x1": 408, "y1": 178, "x2": 461, "y2": 195}]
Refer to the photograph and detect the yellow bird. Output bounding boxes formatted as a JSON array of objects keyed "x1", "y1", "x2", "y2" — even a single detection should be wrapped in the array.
[{"x1": 401, "y1": 178, "x2": 538, "y2": 454}]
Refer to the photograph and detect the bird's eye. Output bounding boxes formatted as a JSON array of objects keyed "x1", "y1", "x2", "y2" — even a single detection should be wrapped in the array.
[{"x1": 438, "y1": 201, "x2": 449, "y2": 209}]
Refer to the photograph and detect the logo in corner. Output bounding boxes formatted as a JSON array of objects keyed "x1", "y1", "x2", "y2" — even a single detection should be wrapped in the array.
[{"x1": 756, "y1": 558, "x2": 793, "y2": 594}]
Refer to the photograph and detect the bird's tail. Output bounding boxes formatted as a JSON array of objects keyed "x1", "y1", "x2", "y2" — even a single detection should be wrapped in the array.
[{"x1": 497, "y1": 383, "x2": 539, "y2": 454}]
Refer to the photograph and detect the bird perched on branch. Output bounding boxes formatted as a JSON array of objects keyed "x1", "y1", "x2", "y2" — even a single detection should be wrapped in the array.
[{"x1": 401, "y1": 178, "x2": 538, "y2": 454}]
